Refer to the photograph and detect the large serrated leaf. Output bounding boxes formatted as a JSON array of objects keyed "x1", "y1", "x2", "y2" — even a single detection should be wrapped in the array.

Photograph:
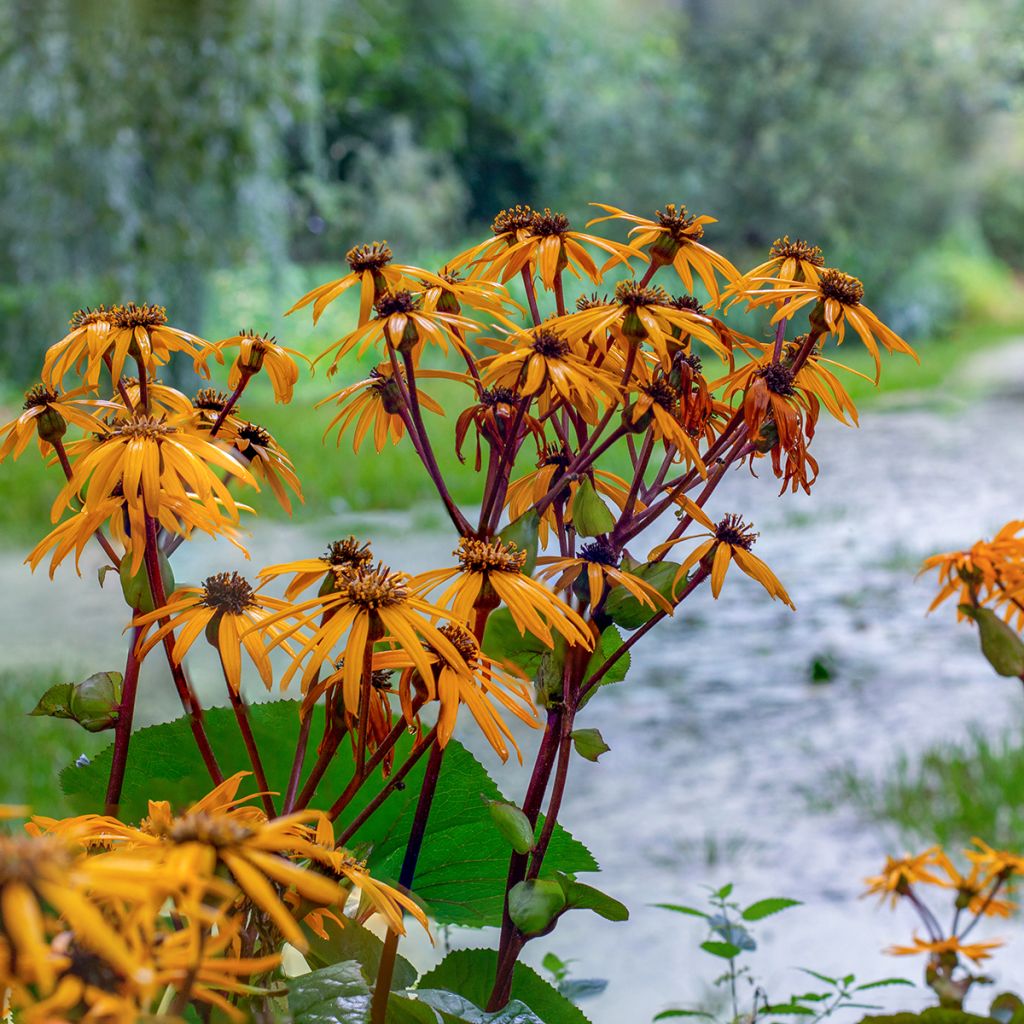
[
  {"x1": 61, "y1": 701, "x2": 597, "y2": 928},
  {"x1": 419, "y1": 949, "x2": 592, "y2": 1024}
]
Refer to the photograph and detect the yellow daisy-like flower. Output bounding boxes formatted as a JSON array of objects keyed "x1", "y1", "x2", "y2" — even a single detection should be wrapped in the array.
[
  {"x1": 455, "y1": 386, "x2": 546, "y2": 473},
  {"x1": 286, "y1": 241, "x2": 448, "y2": 326},
  {"x1": 482, "y1": 327, "x2": 621, "y2": 423},
  {"x1": 258, "y1": 536, "x2": 374, "y2": 600},
  {"x1": 107, "y1": 773, "x2": 353, "y2": 951},
  {"x1": 133, "y1": 572, "x2": 305, "y2": 693},
  {"x1": 315, "y1": 289, "x2": 481, "y2": 376},
  {"x1": 105, "y1": 375, "x2": 195, "y2": 420},
  {"x1": 921, "y1": 524, "x2": 1024, "y2": 627},
  {"x1": 587, "y1": 202, "x2": 739, "y2": 302},
  {"x1": 318, "y1": 363, "x2": 460, "y2": 453},
  {"x1": 41, "y1": 306, "x2": 118, "y2": 390},
  {"x1": 258, "y1": 561, "x2": 469, "y2": 709},
  {"x1": 411, "y1": 538, "x2": 593, "y2": 649},
  {"x1": 964, "y1": 837, "x2": 1024, "y2": 880},
  {"x1": 623, "y1": 357, "x2": 707, "y2": 472},
  {"x1": 420, "y1": 266, "x2": 522, "y2": 324},
  {"x1": 189, "y1": 386, "x2": 248, "y2": 436},
  {"x1": 384, "y1": 622, "x2": 539, "y2": 762},
  {"x1": 0, "y1": 384, "x2": 105, "y2": 463},
  {"x1": 505, "y1": 446, "x2": 635, "y2": 546},
  {"x1": 53, "y1": 414, "x2": 256, "y2": 573},
  {"x1": 551, "y1": 280, "x2": 731, "y2": 369},
  {"x1": 886, "y1": 935, "x2": 1003, "y2": 964},
  {"x1": 536, "y1": 540, "x2": 674, "y2": 614},
  {"x1": 232, "y1": 421, "x2": 303, "y2": 515},
  {"x1": 0, "y1": 832, "x2": 147, "y2": 993},
  {"x1": 740, "y1": 267, "x2": 918, "y2": 381},
  {"x1": 206, "y1": 329, "x2": 307, "y2": 404},
  {"x1": 450, "y1": 206, "x2": 642, "y2": 288},
  {"x1": 863, "y1": 849, "x2": 947, "y2": 907},
  {"x1": 105, "y1": 302, "x2": 214, "y2": 383},
  {"x1": 652, "y1": 502, "x2": 793, "y2": 607},
  {"x1": 727, "y1": 236, "x2": 826, "y2": 298}
]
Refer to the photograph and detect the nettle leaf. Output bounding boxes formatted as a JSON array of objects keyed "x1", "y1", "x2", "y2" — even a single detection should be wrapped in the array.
[
  {"x1": 508, "y1": 879, "x2": 567, "y2": 934},
  {"x1": 419, "y1": 948, "x2": 592, "y2": 1024},
  {"x1": 654, "y1": 903, "x2": 709, "y2": 918},
  {"x1": 700, "y1": 940, "x2": 742, "y2": 959},
  {"x1": 741, "y1": 898, "x2": 801, "y2": 921},
  {"x1": 29, "y1": 682, "x2": 75, "y2": 719},
  {"x1": 557, "y1": 875, "x2": 629, "y2": 922},
  {"x1": 603, "y1": 561, "x2": 680, "y2": 629},
  {"x1": 287, "y1": 960, "x2": 371, "y2": 1024},
  {"x1": 301, "y1": 915, "x2": 417, "y2": 990},
  {"x1": 499, "y1": 511, "x2": 541, "y2": 575},
  {"x1": 62, "y1": 701, "x2": 597, "y2": 928},
  {"x1": 654, "y1": 1012, "x2": 716, "y2": 1021}
]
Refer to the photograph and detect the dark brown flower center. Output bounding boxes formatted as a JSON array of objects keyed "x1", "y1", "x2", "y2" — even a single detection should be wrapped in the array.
[
  {"x1": 818, "y1": 268, "x2": 864, "y2": 306},
  {"x1": 347, "y1": 241, "x2": 393, "y2": 272},
  {"x1": 530, "y1": 328, "x2": 570, "y2": 358},
  {"x1": 338, "y1": 564, "x2": 409, "y2": 609},
  {"x1": 539, "y1": 444, "x2": 573, "y2": 468},
  {"x1": 194, "y1": 387, "x2": 231, "y2": 412},
  {"x1": 615, "y1": 280, "x2": 668, "y2": 309},
  {"x1": 668, "y1": 294, "x2": 705, "y2": 315},
  {"x1": 715, "y1": 513, "x2": 758, "y2": 550},
  {"x1": 576, "y1": 292, "x2": 609, "y2": 311},
  {"x1": 770, "y1": 236, "x2": 825, "y2": 266},
  {"x1": 164, "y1": 811, "x2": 254, "y2": 847},
  {"x1": 438, "y1": 266, "x2": 464, "y2": 285},
  {"x1": 642, "y1": 378, "x2": 679, "y2": 410},
  {"x1": 457, "y1": 537, "x2": 527, "y2": 574},
  {"x1": 656, "y1": 204, "x2": 703, "y2": 241},
  {"x1": 70, "y1": 305, "x2": 116, "y2": 329},
  {"x1": 531, "y1": 208, "x2": 570, "y2": 236},
  {"x1": 579, "y1": 539, "x2": 619, "y2": 567},
  {"x1": 23, "y1": 383, "x2": 58, "y2": 410},
  {"x1": 438, "y1": 622, "x2": 480, "y2": 665},
  {"x1": 323, "y1": 537, "x2": 373, "y2": 570},
  {"x1": 758, "y1": 363, "x2": 796, "y2": 396},
  {"x1": 492, "y1": 205, "x2": 535, "y2": 235},
  {"x1": 0, "y1": 835, "x2": 70, "y2": 885},
  {"x1": 237, "y1": 328, "x2": 277, "y2": 349},
  {"x1": 201, "y1": 571, "x2": 256, "y2": 615},
  {"x1": 374, "y1": 290, "x2": 419, "y2": 318},
  {"x1": 112, "y1": 302, "x2": 168, "y2": 330},
  {"x1": 236, "y1": 421, "x2": 273, "y2": 448},
  {"x1": 479, "y1": 386, "x2": 520, "y2": 408},
  {"x1": 108, "y1": 415, "x2": 174, "y2": 441}
]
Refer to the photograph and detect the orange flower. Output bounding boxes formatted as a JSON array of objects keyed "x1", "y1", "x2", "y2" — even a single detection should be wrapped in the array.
[{"x1": 886, "y1": 935, "x2": 1002, "y2": 964}]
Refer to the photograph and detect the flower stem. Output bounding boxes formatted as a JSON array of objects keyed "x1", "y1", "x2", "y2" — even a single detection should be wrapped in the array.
[
  {"x1": 282, "y1": 711, "x2": 313, "y2": 815},
  {"x1": 370, "y1": 739, "x2": 446, "y2": 1024},
  {"x1": 51, "y1": 437, "x2": 121, "y2": 567},
  {"x1": 521, "y1": 267, "x2": 542, "y2": 326},
  {"x1": 225, "y1": 680, "x2": 276, "y2": 817},
  {"x1": 103, "y1": 624, "x2": 144, "y2": 815},
  {"x1": 210, "y1": 370, "x2": 252, "y2": 436},
  {"x1": 143, "y1": 515, "x2": 223, "y2": 785}
]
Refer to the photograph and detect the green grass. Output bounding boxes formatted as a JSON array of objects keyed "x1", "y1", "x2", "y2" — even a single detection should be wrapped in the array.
[
  {"x1": 0, "y1": 668, "x2": 109, "y2": 815},
  {"x1": 820, "y1": 724, "x2": 1024, "y2": 849}
]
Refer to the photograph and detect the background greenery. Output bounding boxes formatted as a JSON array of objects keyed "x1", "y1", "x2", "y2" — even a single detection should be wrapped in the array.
[{"x1": 0, "y1": 0, "x2": 1022, "y2": 379}]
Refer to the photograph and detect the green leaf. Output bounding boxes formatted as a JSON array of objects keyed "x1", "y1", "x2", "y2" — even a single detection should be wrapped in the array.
[
  {"x1": 483, "y1": 607, "x2": 548, "y2": 678},
  {"x1": 700, "y1": 940, "x2": 742, "y2": 959},
  {"x1": 486, "y1": 799, "x2": 537, "y2": 854},
  {"x1": 541, "y1": 952, "x2": 566, "y2": 979},
  {"x1": 571, "y1": 476, "x2": 615, "y2": 537},
  {"x1": 414, "y1": 990, "x2": 550, "y2": 1023},
  {"x1": 119, "y1": 549, "x2": 174, "y2": 612},
  {"x1": 499, "y1": 511, "x2": 540, "y2": 575},
  {"x1": 559, "y1": 877, "x2": 629, "y2": 921},
  {"x1": 508, "y1": 878, "x2": 567, "y2": 934},
  {"x1": 654, "y1": 903, "x2": 709, "y2": 918},
  {"x1": 301, "y1": 914, "x2": 417, "y2": 990},
  {"x1": 69, "y1": 671, "x2": 123, "y2": 732},
  {"x1": 62, "y1": 701, "x2": 597, "y2": 928},
  {"x1": 582, "y1": 625, "x2": 629, "y2": 690},
  {"x1": 853, "y1": 979, "x2": 914, "y2": 992},
  {"x1": 571, "y1": 728, "x2": 610, "y2": 762},
  {"x1": 713, "y1": 883, "x2": 734, "y2": 899},
  {"x1": 419, "y1": 949, "x2": 592, "y2": 1024},
  {"x1": 959, "y1": 604, "x2": 1024, "y2": 677},
  {"x1": 29, "y1": 682, "x2": 75, "y2": 719},
  {"x1": 764, "y1": 1005, "x2": 817, "y2": 1016},
  {"x1": 654, "y1": 1013, "x2": 716, "y2": 1021},
  {"x1": 603, "y1": 561, "x2": 680, "y2": 629},
  {"x1": 741, "y1": 898, "x2": 801, "y2": 921},
  {"x1": 287, "y1": 960, "x2": 371, "y2": 1024}
]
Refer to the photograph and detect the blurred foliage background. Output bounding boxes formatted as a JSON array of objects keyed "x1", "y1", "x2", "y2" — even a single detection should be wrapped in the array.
[{"x1": 0, "y1": 0, "x2": 1022, "y2": 378}]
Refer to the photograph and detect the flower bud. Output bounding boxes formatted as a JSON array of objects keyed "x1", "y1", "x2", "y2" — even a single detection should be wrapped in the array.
[
  {"x1": 34, "y1": 407, "x2": 67, "y2": 444},
  {"x1": 68, "y1": 671, "x2": 123, "y2": 732}
]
